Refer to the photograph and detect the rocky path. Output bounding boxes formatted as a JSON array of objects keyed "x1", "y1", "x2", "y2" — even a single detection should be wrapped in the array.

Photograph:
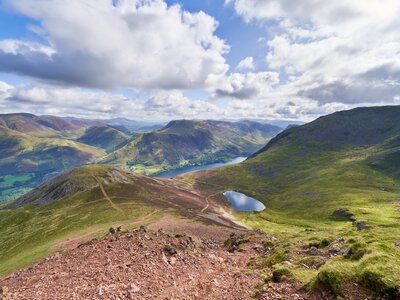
[
  {"x1": 0, "y1": 226, "x2": 262, "y2": 300},
  {"x1": 0, "y1": 220, "x2": 364, "y2": 300}
]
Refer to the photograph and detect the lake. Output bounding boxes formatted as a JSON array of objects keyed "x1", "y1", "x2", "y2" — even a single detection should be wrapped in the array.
[
  {"x1": 223, "y1": 191, "x2": 266, "y2": 212},
  {"x1": 155, "y1": 157, "x2": 246, "y2": 178}
]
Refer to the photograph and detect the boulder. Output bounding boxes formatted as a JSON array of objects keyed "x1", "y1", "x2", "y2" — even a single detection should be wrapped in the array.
[
  {"x1": 331, "y1": 209, "x2": 356, "y2": 221},
  {"x1": 353, "y1": 221, "x2": 372, "y2": 231}
]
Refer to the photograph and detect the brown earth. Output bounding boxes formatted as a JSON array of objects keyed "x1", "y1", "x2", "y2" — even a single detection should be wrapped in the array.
[{"x1": 0, "y1": 218, "x2": 347, "y2": 300}]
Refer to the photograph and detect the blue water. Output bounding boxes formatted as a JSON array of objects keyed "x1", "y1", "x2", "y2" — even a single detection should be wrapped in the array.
[
  {"x1": 223, "y1": 191, "x2": 266, "y2": 212},
  {"x1": 155, "y1": 157, "x2": 246, "y2": 178}
]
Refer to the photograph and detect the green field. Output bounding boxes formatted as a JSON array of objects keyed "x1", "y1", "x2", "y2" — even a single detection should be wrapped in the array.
[{"x1": 0, "y1": 174, "x2": 36, "y2": 203}]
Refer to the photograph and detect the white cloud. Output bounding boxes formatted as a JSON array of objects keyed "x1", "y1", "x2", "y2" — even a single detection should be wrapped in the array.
[
  {"x1": 236, "y1": 56, "x2": 255, "y2": 70},
  {"x1": 144, "y1": 90, "x2": 219, "y2": 118},
  {"x1": 213, "y1": 71, "x2": 279, "y2": 99},
  {"x1": 0, "y1": 82, "x2": 224, "y2": 120},
  {"x1": 226, "y1": 0, "x2": 400, "y2": 105},
  {"x1": 0, "y1": 0, "x2": 229, "y2": 90},
  {"x1": 1, "y1": 83, "x2": 143, "y2": 118}
]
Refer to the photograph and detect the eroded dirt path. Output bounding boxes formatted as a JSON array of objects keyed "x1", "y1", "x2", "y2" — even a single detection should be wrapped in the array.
[
  {"x1": 94, "y1": 177, "x2": 123, "y2": 213},
  {"x1": 201, "y1": 191, "x2": 219, "y2": 213}
]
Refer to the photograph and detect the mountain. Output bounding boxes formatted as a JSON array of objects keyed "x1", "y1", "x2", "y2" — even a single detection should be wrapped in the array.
[
  {"x1": 0, "y1": 125, "x2": 105, "y2": 202},
  {"x1": 182, "y1": 106, "x2": 400, "y2": 297},
  {"x1": 2, "y1": 106, "x2": 400, "y2": 298},
  {"x1": 100, "y1": 119, "x2": 282, "y2": 175},
  {"x1": 0, "y1": 164, "x2": 242, "y2": 276},
  {"x1": 94, "y1": 117, "x2": 166, "y2": 133},
  {"x1": 0, "y1": 113, "x2": 86, "y2": 137},
  {"x1": 0, "y1": 114, "x2": 107, "y2": 202},
  {"x1": 77, "y1": 125, "x2": 129, "y2": 153},
  {"x1": 0, "y1": 114, "x2": 282, "y2": 202},
  {"x1": 223, "y1": 117, "x2": 306, "y2": 128},
  {"x1": 136, "y1": 123, "x2": 165, "y2": 132}
]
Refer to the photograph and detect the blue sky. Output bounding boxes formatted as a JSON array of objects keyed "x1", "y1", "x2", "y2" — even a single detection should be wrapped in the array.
[{"x1": 0, "y1": 0, "x2": 399, "y2": 121}]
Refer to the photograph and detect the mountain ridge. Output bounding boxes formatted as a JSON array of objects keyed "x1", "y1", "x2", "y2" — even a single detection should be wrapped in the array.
[{"x1": 101, "y1": 119, "x2": 282, "y2": 175}]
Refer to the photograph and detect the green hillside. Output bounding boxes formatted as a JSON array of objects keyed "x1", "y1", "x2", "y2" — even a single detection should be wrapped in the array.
[
  {"x1": 0, "y1": 165, "x2": 227, "y2": 276},
  {"x1": 0, "y1": 123, "x2": 105, "y2": 203},
  {"x1": 2, "y1": 106, "x2": 400, "y2": 297},
  {"x1": 0, "y1": 114, "x2": 282, "y2": 202},
  {"x1": 77, "y1": 125, "x2": 129, "y2": 153},
  {"x1": 100, "y1": 119, "x2": 282, "y2": 175},
  {"x1": 183, "y1": 106, "x2": 400, "y2": 297}
]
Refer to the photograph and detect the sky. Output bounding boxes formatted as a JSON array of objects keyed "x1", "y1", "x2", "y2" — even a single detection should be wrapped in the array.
[{"x1": 0, "y1": 0, "x2": 399, "y2": 121}]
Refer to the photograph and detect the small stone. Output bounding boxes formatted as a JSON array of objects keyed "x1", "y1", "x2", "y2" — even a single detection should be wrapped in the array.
[
  {"x1": 328, "y1": 243, "x2": 342, "y2": 254},
  {"x1": 169, "y1": 257, "x2": 177, "y2": 265},
  {"x1": 315, "y1": 260, "x2": 326, "y2": 269},
  {"x1": 395, "y1": 241, "x2": 400, "y2": 248},
  {"x1": 335, "y1": 237, "x2": 345, "y2": 243},
  {"x1": 308, "y1": 246, "x2": 318, "y2": 256},
  {"x1": 129, "y1": 283, "x2": 140, "y2": 293},
  {"x1": 164, "y1": 244, "x2": 177, "y2": 255},
  {"x1": 139, "y1": 225, "x2": 147, "y2": 232},
  {"x1": 343, "y1": 246, "x2": 352, "y2": 258},
  {"x1": 109, "y1": 227, "x2": 116, "y2": 234},
  {"x1": 161, "y1": 251, "x2": 169, "y2": 265}
]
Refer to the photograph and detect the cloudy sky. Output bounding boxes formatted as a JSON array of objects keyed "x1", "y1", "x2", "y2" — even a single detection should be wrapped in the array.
[{"x1": 0, "y1": 0, "x2": 399, "y2": 121}]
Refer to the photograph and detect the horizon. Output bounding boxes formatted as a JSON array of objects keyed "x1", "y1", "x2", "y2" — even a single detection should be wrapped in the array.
[{"x1": 0, "y1": 1, "x2": 399, "y2": 121}]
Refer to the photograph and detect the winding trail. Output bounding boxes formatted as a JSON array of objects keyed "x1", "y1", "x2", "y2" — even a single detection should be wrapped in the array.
[
  {"x1": 201, "y1": 191, "x2": 220, "y2": 213},
  {"x1": 93, "y1": 177, "x2": 123, "y2": 213}
]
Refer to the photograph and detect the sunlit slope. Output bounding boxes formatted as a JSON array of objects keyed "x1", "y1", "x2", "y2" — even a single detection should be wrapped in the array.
[
  {"x1": 101, "y1": 119, "x2": 282, "y2": 175},
  {"x1": 0, "y1": 164, "x2": 216, "y2": 276},
  {"x1": 184, "y1": 106, "x2": 400, "y2": 296},
  {"x1": 0, "y1": 125, "x2": 105, "y2": 201},
  {"x1": 77, "y1": 125, "x2": 130, "y2": 153}
]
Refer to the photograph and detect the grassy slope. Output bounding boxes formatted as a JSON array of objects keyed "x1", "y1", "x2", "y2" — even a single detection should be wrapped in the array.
[
  {"x1": 101, "y1": 120, "x2": 281, "y2": 175},
  {"x1": 0, "y1": 125, "x2": 105, "y2": 202},
  {"x1": 77, "y1": 125, "x2": 129, "y2": 153},
  {"x1": 183, "y1": 106, "x2": 400, "y2": 296},
  {"x1": 0, "y1": 165, "x2": 210, "y2": 276}
]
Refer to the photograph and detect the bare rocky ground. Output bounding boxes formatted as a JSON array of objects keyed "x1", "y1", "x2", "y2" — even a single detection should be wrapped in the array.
[{"x1": 0, "y1": 218, "x2": 370, "y2": 300}]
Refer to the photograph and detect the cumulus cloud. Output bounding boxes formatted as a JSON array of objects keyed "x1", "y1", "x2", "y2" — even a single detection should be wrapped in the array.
[
  {"x1": 226, "y1": 0, "x2": 400, "y2": 105},
  {"x1": 213, "y1": 71, "x2": 279, "y2": 99},
  {"x1": 0, "y1": 0, "x2": 229, "y2": 90},
  {"x1": 1, "y1": 83, "x2": 143, "y2": 118},
  {"x1": 0, "y1": 82, "x2": 224, "y2": 120},
  {"x1": 236, "y1": 56, "x2": 255, "y2": 70},
  {"x1": 144, "y1": 90, "x2": 219, "y2": 118}
]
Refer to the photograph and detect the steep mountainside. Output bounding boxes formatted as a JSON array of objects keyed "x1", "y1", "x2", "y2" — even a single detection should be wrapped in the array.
[
  {"x1": 0, "y1": 114, "x2": 107, "y2": 202},
  {"x1": 77, "y1": 125, "x2": 129, "y2": 153},
  {"x1": 182, "y1": 106, "x2": 400, "y2": 298},
  {"x1": 100, "y1": 120, "x2": 282, "y2": 175}
]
